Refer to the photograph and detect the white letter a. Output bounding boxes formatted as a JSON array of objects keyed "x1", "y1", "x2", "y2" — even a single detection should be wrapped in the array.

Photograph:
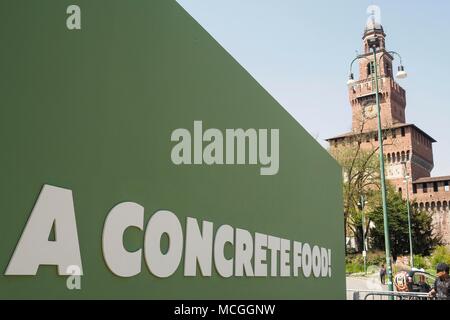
[
  {"x1": 66, "y1": 5, "x2": 81, "y2": 30},
  {"x1": 5, "y1": 185, "x2": 83, "y2": 275}
]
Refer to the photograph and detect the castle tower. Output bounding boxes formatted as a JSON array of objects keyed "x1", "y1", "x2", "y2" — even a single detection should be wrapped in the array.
[
  {"x1": 328, "y1": 14, "x2": 450, "y2": 244},
  {"x1": 350, "y1": 19, "x2": 406, "y2": 133},
  {"x1": 337, "y1": 18, "x2": 436, "y2": 188}
]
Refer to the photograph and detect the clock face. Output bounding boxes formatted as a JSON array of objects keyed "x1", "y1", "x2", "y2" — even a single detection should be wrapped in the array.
[
  {"x1": 386, "y1": 163, "x2": 404, "y2": 179},
  {"x1": 362, "y1": 99, "x2": 377, "y2": 119}
]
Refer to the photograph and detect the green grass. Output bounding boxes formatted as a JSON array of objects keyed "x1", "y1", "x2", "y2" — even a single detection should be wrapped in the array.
[
  {"x1": 346, "y1": 262, "x2": 365, "y2": 274},
  {"x1": 346, "y1": 246, "x2": 450, "y2": 276}
]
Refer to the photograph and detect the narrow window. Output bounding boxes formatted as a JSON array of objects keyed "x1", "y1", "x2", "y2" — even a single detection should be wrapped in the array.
[
  {"x1": 401, "y1": 128, "x2": 406, "y2": 137},
  {"x1": 445, "y1": 181, "x2": 449, "y2": 192},
  {"x1": 413, "y1": 184, "x2": 417, "y2": 194},
  {"x1": 385, "y1": 62, "x2": 392, "y2": 77},
  {"x1": 433, "y1": 182, "x2": 438, "y2": 192},
  {"x1": 367, "y1": 61, "x2": 375, "y2": 76},
  {"x1": 423, "y1": 183, "x2": 428, "y2": 193}
]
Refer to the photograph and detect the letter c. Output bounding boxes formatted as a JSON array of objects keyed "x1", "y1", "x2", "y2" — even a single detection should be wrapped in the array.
[{"x1": 102, "y1": 202, "x2": 144, "y2": 277}]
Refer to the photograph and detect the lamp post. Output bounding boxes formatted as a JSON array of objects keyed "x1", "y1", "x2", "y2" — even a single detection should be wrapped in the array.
[
  {"x1": 402, "y1": 161, "x2": 414, "y2": 268},
  {"x1": 358, "y1": 194, "x2": 369, "y2": 274},
  {"x1": 347, "y1": 38, "x2": 408, "y2": 293}
]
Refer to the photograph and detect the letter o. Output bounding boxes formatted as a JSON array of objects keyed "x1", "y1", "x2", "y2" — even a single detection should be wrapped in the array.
[
  {"x1": 144, "y1": 210, "x2": 183, "y2": 277},
  {"x1": 302, "y1": 243, "x2": 312, "y2": 277},
  {"x1": 312, "y1": 245, "x2": 321, "y2": 277}
]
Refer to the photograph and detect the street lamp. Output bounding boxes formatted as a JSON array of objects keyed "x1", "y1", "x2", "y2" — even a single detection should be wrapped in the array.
[
  {"x1": 396, "y1": 65, "x2": 408, "y2": 79},
  {"x1": 347, "y1": 38, "x2": 408, "y2": 293},
  {"x1": 347, "y1": 73, "x2": 357, "y2": 86},
  {"x1": 357, "y1": 194, "x2": 369, "y2": 275},
  {"x1": 402, "y1": 161, "x2": 414, "y2": 268}
]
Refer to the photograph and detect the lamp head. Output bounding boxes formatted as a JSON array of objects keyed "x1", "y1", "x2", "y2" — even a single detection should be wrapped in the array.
[
  {"x1": 347, "y1": 73, "x2": 356, "y2": 86},
  {"x1": 396, "y1": 65, "x2": 408, "y2": 79}
]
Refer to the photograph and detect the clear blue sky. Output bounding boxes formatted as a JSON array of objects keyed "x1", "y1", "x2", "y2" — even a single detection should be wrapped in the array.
[{"x1": 176, "y1": 0, "x2": 450, "y2": 177}]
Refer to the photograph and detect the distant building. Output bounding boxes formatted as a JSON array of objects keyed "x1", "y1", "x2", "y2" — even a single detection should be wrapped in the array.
[{"x1": 327, "y1": 19, "x2": 450, "y2": 243}]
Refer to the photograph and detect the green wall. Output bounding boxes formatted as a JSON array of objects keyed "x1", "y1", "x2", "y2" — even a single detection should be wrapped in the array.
[{"x1": 0, "y1": 0, "x2": 345, "y2": 299}]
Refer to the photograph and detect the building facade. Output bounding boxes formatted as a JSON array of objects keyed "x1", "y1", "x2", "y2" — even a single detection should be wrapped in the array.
[{"x1": 328, "y1": 20, "x2": 450, "y2": 243}]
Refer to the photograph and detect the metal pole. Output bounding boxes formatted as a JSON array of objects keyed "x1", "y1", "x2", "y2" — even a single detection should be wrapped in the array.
[
  {"x1": 403, "y1": 164, "x2": 414, "y2": 268},
  {"x1": 372, "y1": 47, "x2": 394, "y2": 293},
  {"x1": 362, "y1": 211, "x2": 367, "y2": 274},
  {"x1": 361, "y1": 198, "x2": 367, "y2": 275}
]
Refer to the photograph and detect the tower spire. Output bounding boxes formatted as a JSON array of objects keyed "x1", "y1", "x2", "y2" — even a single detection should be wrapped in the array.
[{"x1": 363, "y1": 6, "x2": 386, "y2": 52}]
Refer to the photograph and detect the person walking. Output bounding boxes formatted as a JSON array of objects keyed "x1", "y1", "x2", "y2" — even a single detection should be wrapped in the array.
[
  {"x1": 380, "y1": 264, "x2": 386, "y2": 285},
  {"x1": 428, "y1": 263, "x2": 450, "y2": 300}
]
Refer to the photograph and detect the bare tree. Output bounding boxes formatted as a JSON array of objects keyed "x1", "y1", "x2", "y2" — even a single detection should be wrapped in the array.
[{"x1": 329, "y1": 115, "x2": 400, "y2": 252}]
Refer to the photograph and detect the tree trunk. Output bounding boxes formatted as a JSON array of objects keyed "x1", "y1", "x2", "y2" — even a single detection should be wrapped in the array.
[{"x1": 344, "y1": 215, "x2": 348, "y2": 254}]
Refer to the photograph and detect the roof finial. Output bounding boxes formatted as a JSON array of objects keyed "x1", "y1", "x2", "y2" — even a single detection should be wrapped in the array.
[
  {"x1": 365, "y1": 5, "x2": 382, "y2": 30},
  {"x1": 371, "y1": 9, "x2": 376, "y2": 25}
]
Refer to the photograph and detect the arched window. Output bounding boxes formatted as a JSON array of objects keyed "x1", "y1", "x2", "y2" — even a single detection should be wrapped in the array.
[
  {"x1": 406, "y1": 150, "x2": 410, "y2": 161},
  {"x1": 401, "y1": 151, "x2": 406, "y2": 162},
  {"x1": 396, "y1": 152, "x2": 401, "y2": 162},
  {"x1": 443, "y1": 201, "x2": 448, "y2": 211},
  {"x1": 387, "y1": 154, "x2": 391, "y2": 163},
  {"x1": 437, "y1": 201, "x2": 442, "y2": 212},
  {"x1": 431, "y1": 202, "x2": 436, "y2": 212},
  {"x1": 425, "y1": 202, "x2": 430, "y2": 211},
  {"x1": 419, "y1": 203, "x2": 424, "y2": 211},
  {"x1": 392, "y1": 153, "x2": 396, "y2": 163}
]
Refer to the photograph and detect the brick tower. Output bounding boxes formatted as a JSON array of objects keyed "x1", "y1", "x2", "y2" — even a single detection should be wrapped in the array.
[{"x1": 328, "y1": 18, "x2": 450, "y2": 242}]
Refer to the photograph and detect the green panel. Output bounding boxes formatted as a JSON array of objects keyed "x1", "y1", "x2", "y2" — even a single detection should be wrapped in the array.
[{"x1": 0, "y1": 0, "x2": 345, "y2": 299}]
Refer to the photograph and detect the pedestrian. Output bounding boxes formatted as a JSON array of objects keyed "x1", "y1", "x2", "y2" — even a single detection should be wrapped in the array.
[
  {"x1": 428, "y1": 263, "x2": 450, "y2": 300},
  {"x1": 417, "y1": 274, "x2": 431, "y2": 293},
  {"x1": 380, "y1": 264, "x2": 386, "y2": 285}
]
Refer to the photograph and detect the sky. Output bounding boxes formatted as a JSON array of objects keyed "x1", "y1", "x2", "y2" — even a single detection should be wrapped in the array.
[{"x1": 176, "y1": 0, "x2": 450, "y2": 177}]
